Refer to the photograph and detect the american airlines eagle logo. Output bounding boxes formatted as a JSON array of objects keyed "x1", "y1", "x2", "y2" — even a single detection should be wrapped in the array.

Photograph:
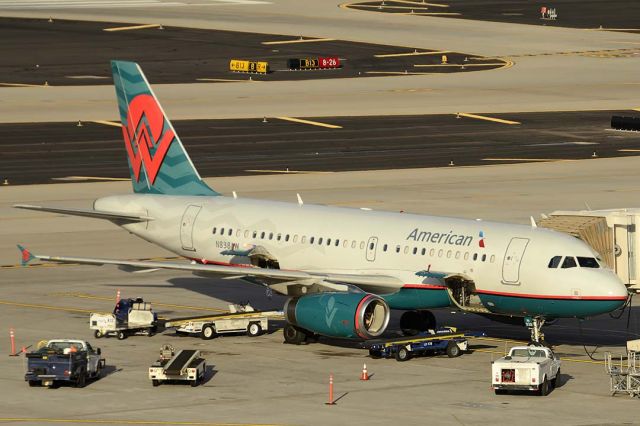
[
  {"x1": 479, "y1": 231, "x2": 486, "y2": 248},
  {"x1": 122, "y1": 94, "x2": 175, "y2": 185}
]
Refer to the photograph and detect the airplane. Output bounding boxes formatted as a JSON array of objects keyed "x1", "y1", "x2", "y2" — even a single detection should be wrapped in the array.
[{"x1": 16, "y1": 60, "x2": 629, "y2": 345}]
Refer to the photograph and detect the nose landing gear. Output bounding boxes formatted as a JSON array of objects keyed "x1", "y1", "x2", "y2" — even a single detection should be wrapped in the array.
[{"x1": 526, "y1": 316, "x2": 546, "y2": 346}]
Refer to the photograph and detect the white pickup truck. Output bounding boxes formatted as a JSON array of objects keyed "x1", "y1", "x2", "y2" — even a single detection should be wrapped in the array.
[{"x1": 491, "y1": 346, "x2": 561, "y2": 396}]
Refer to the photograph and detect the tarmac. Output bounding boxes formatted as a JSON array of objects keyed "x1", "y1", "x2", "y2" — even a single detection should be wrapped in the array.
[
  {"x1": 3, "y1": 157, "x2": 640, "y2": 425},
  {"x1": 3, "y1": 110, "x2": 640, "y2": 185}
]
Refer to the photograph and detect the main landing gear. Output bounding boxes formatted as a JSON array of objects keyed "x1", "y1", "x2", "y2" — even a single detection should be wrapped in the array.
[
  {"x1": 400, "y1": 310, "x2": 437, "y2": 336},
  {"x1": 283, "y1": 324, "x2": 318, "y2": 345}
]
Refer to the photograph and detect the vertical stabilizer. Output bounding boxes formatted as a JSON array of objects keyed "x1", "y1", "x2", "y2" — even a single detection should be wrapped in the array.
[{"x1": 111, "y1": 60, "x2": 219, "y2": 196}]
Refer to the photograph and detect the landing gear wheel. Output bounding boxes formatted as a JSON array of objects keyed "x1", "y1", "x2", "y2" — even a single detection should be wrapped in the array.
[
  {"x1": 539, "y1": 378, "x2": 550, "y2": 396},
  {"x1": 191, "y1": 377, "x2": 199, "y2": 387},
  {"x1": 201, "y1": 324, "x2": 216, "y2": 340},
  {"x1": 369, "y1": 349, "x2": 382, "y2": 359},
  {"x1": 247, "y1": 322, "x2": 262, "y2": 337},
  {"x1": 494, "y1": 389, "x2": 507, "y2": 395},
  {"x1": 117, "y1": 330, "x2": 127, "y2": 340},
  {"x1": 152, "y1": 379, "x2": 160, "y2": 387},
  {"x1": 395, "y1": 346, "x2": 411, "y2": 362},
  {"x1": 283, "y1": 324, "x2": 307, "y2": 345},
  {"x1": 94, "y1": 330, "x2": 103, "y2": 339},
  {"x1": 446, "y1": 341, "x2": 461, "y2": 358},
  {"x1": 28, "y1": 380, "x2": 40, "y2": 387}
]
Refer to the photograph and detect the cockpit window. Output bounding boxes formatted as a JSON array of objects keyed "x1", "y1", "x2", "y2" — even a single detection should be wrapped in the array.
[
  {"x1": 561, "y1": 256, "x2": 577, "y2": 268},
  {"x1": 577, "y1": 257, "x2": 600, "y2": 268},
  {"x1": 548, "y1": 256, "x2": 562, "y2": 268}
]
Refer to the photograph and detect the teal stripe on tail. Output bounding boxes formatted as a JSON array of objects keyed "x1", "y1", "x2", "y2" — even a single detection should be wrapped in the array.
[{"x1": 111, "y1": 61, "x2": 219, "y2": 196}]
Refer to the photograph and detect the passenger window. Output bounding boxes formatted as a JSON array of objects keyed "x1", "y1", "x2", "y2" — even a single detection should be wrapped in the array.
[
  {"x1": 301, "y1": 236, "x2": 306, "y2": 243},
  {"x1": 212, "y1": 227, "x2": 217, "y2": 234},
  {"x1": 370, "y1": 242, "x2": 375, "y2": 250},
  {"x1": 429, "y1": 248, "x2": 435, "y2": 257},
  {"x1": 269, "y1": 233, "x2": 273, "y2": 240},
  {"x1": 228, "y1": 229, "x2": 233, "y2": 236},
  {"x1": 236, "y1": 229, "x2": 241, "y2": 237},
  {"x1": 310, "y1": 237, "x2": 315, "y2": 244},
  {"x1": 260, "y1": 232, "x2": 265, "y2": 239},
  {"x1": 404, "y1": 246, "x2": 409, "y2": 254},
  {"x1": 455, "y1": 251, "x2": 460, "y2": 259},
  {"x1": 335, "y1": 239, "x2": 339, "y2": 247},
  {"x1": 244, "y1": 230, "x2": 249, "y2": 238},
  {"x1": 293, "y1": 235, "x2": 298, "y2": 243},
  {"x1": 482, "y1": 254, "x2": 486, "y2": 262},
  {"x1": 464, "y1": 252, "x2": 469, "y2": 260},
  {"x1": 396, "y1": 245, "x2": 401, "y2": 253},
  {"x1": 327, "y1": 238, "x2": 332, "y2": 246},
  {"x1": 490, "y1": 255, "x2": 495, "y2": 263},
  {"x1": 277, "y1": 234, "x2": 281, "y2": 241},
  {"x1": 285, "y1": 234, "x2": 290, "y2": 242},
  {"x1": 438, "y1": 249, "x2": 443, "y2": 257},
  {"x1": 447, "y1": 250, "x2": 452, "y2": 258},
  {"x1": 562, "y1": 256, "x2": 577, "y2": 268},
  {"x1": 360, "y1": 241, "x2": 365, "y2": 250},
  {"x1": 473, "y1": 253, "x2": 477, "y2": 261},
  {"x1": 548, "y1": 256, "x2": 562, "y2": 268},
  {"x1": 383, "y1": 244, "x2": 388, "y2": 252},
  {"x1": 343, "y1": 240, "x2": 348, "y2": 248},
  {"x1": 352, "y1": 241, "x2": 356, "y2": 249},
  {"x1": 412, "y1": 247, "x2": 417, "y2": 255},
  {"x1": 253, "y1": 231, "x2": 257, "y2": 238},
  {"x1": 421, "y1": 248, "x2": 426, "y2": 256},
  {"x1": 577, "y1": 257, "x2": 600, "y2": 268},
  {"x1": 220, "y1": 227, "x2": 225, "y2": 235}
]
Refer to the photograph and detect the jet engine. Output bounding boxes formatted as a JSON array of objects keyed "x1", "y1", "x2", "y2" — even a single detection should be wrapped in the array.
[{"x1": 284, "y1": 292, "x2": 390, "y2": 339}]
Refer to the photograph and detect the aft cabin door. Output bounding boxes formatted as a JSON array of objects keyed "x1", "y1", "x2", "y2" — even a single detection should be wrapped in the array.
[
  {"x1": 366, "y1": 236, "x2": 378, "y2": 262},
  {"x1": 180, "y1": 205, "x2": 202, "y2": 251},
  {"x1": 502, "y1": 237, "x2": 529, "y2": 284}
]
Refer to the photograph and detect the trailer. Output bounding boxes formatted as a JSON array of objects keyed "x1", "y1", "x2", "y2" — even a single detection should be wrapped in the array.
[
  {"x1": 148, "y1": 344, "x2": 206, "y2": 387},
  {"x1": 90, "y1": 297, "x2": 157, "y2": 340},
  {"x1": 164, "y1": 304, "x2": 282, "y2": 340},
  {"x1": 365, "y1": 327, "x2": 482, "y2": 362}
]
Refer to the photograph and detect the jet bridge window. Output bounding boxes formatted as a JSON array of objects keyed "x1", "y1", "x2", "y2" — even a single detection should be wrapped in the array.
[
  {"x1": 577, "y1": 257, "x2": 600, "y2": 268},
  {"x1": 562, "y1": 256, "x2": 577, "y2": 268},
  {"x1": 548, "y1": 256, "x2": 562, "y2": 268}
]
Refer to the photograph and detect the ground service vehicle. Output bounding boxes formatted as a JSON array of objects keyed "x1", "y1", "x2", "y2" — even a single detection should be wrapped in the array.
[
  {"x1": 169, "y1": 304, "x2": 279, "y2": 339},
  {"x1": 90, "y1": 297, "x2": 157, "y2": 339},
  {"x1": 492, "y1": 346, "x2": 561, "y2": 395},
  {"x1": 25, "y1": 339, "x2": 105, "y2": 388},
  {"x1": 149, "y1": 344, "x2": 206, "y2": 387},
  {"x1": 367, "y1": 327, "x2": 478, "y2": 361}
]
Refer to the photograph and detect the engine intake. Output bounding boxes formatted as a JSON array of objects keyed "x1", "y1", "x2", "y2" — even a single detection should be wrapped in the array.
[{"x1": 285, "y1": 292, "x2": 390, "y2": 339}]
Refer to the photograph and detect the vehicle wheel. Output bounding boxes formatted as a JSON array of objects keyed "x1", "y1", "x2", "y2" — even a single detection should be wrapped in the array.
[
  {"x1": 247, "y1": 322, "x2": 262, "y2": 337},
  {"x1": 446, "y1": 341, "x2": 461, "y2": 358},
  {"x1": 191, "y1": 377, "x2": 199, "y2": 387},
  {"x1": 201, "y1": 324, "x2": 216, "y2": 340},
  {"x1": 75, "y1": 370, "x2": 86, "y2": 388},
  {"x1": 539, "y1": 378, "x2": 550, "y2": 396},
  {"x1": 94, "y1": 330, "x2": 103, "y2": 339},
  {"x1": 117, "y1": 331, "x2": 127, "y2": 340},
  {"x1": 494, "y1": 389, "x2": 507, "y2": 395},
  {"x1": 48, "y1": 382, "x2": 59, "y2": 389},
  {"x1": 552, "y1": 368, "x2": 560, "y2": 388},
  {"x1": 369, "y1": 348, "x2": 382, "y2": 359},
  {"x1": 152, "y1": 379, "x2": 160, "y2": 387},
  {"x1": 28, "y1": 380, "x2": 40, "y2": 387},
  {"x1": 283, "y1": 324, "x2": 307, "y2": 345},
  {"x1": 395, "y1": 346, "x2": 411, "y2": 362}
]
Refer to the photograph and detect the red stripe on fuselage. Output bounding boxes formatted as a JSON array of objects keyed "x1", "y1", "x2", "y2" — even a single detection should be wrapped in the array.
[
  {"x1": 476, "y1": 289, "x2": 627, "y2": 301},
  {"x1": 402, "y1": 284, "x2": 447, "y2": 290}
]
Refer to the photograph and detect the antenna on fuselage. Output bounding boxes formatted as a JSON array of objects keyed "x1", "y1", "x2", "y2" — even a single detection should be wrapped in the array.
[
  {"x1": 296, "y1": 193, "x2": 304, "y2": 206},
  {"x1": 530, "y1": 216, "x2": 538, "y2": 228}
]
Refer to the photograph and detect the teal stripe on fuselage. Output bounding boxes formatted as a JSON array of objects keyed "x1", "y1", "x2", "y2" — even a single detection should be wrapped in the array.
[
  {"x1": 479, "y1": 293, "x2": 625, "y2": 318},
  {"x1": 382, "y1": 288, "x2": 451, "y2": 310}
]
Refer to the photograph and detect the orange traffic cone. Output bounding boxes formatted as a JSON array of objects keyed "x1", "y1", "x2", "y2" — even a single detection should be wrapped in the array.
[{"x1": 360, "y1": 363, "x2": 369, "y2": 381}]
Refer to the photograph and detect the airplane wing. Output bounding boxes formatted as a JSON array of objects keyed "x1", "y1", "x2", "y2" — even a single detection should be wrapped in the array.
[
  {"x1": 17, "y1": 246, "x2": 404, "y2": 294},
  {"x1": 14, "y1": 204, "x2": 153, "y2": 222}
]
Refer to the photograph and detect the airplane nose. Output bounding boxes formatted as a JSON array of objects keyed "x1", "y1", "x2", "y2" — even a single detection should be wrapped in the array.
[{"x1": 604, "y1": 275, "x2": 629, "y2": 308}]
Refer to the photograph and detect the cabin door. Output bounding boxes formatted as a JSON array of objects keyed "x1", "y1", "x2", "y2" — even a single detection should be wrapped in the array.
[
  {"x1": 180, "y1": 205, "x2": 202, "y2": 251},
  {"x1": 502, "y1": 237, "x2": 529, "y2": 284},
  {"x1": 366, "y1": 237, "x2": 378, "y2": 262}
]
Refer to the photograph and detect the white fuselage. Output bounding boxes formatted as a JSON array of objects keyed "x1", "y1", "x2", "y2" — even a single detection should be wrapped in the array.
[{"x1": 94, "y1": 193, "x2": 628, "y2": 318}]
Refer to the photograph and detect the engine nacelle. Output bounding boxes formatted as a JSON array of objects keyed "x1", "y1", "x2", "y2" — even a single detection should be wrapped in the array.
[{"x1": 285, "y1": 292, "x2": 390, "y2": 339}]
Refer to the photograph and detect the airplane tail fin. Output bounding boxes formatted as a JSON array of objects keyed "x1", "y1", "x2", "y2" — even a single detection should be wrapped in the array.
[{"x1": 111, "y1": 60, "x2": 219, "y2": 196}]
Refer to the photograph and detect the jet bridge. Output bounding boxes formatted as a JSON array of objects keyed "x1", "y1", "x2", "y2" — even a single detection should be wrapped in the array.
[{"x1": 539, "y1": 209, "x2": 639, "y2": 291}]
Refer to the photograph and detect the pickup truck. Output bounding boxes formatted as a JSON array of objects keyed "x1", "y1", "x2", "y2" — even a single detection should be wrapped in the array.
[
  {"x1": 24, "y1": 339, "x2": 105, "y2": 388},
  {"x1": 491, "y1": 346, "x2": 561, "y2": 396}
]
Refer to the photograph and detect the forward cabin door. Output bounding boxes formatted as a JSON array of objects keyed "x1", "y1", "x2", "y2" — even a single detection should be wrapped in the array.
[
  {"x1": 502, "y1": 237, "x2": 530, "y2": 284},
  {"x1": 180, "y1": 205, "x2": 202, "y2": 251},
  {"x1": 366, "y1": 236, "x2": 378, "y2": 262}
]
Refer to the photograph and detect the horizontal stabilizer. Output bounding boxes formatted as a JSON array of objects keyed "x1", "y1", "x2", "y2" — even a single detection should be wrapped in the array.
[{"x1": 14, "y1": 204, "x2": 153, "y2": 222}]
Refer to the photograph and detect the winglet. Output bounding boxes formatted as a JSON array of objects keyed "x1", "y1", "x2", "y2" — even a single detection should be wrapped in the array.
[{"x1": 17, "y1": 244, "x2": 36, "y2": 266}]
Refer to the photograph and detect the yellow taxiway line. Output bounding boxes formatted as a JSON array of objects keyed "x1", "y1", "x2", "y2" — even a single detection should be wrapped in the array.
[
  {"x1": 632, "y1": 108, "x2": 640, "y2": 112},
  {"x1": 0, "y1": 82, "x2": 48, "y2": 87},
  {"x1": 262, "y1": 38, "x2": 334, "y2": 45},
  {"x1": 0, "y1": 300, "x2": 97, "y2": 314},
  {"x1": 456, "y1": 112, "x2": 521, "y2": 125},
  {"x1": 103, "y1": 23, "x2": 163, "y2": 32},
  {"x1": 91, "y1": 120, "x2": 121, "y2": 127},
  {"x1": 374, "y1": 50, "x2": 450, "y2": 58},
  {"x1": 275, "y1": 117, "x2": 342, "y2": 129},
  {"x1": 0, "y1": 419, "x2": 280, "y2": 426}
]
